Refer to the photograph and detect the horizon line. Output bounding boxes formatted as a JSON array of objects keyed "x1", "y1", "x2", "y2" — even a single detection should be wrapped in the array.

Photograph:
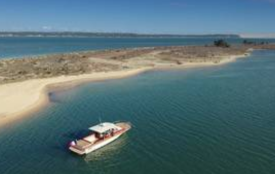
[{"x1": 0, "y1": 31, "x2": 241, "y2": 35}]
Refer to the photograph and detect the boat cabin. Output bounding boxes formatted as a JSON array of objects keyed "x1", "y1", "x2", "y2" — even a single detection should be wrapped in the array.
[
  {"x1": 72, "y1": 122, "x2": 123, "y2": 149},
  {"x1": 89, "y1": 122, "x2": 122, "y2": 139}
]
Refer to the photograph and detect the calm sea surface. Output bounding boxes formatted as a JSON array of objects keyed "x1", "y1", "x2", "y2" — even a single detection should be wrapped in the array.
[
  {"x1": 1, "y1": 37, "x2": 275, "y2": 59},
  {"x1": 0, "y1": 50, "x2": 275, "y2": 174}
]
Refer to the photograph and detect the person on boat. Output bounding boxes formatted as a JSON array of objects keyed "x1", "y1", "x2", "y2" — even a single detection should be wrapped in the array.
[{"x1": 111, "y1": 129, "x2": 114, "y2": 136}]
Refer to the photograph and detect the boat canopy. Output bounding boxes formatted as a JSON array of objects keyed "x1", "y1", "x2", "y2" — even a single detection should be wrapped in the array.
[{"x1": 89, "y1": 122, "x2": 121, "y2": 134}]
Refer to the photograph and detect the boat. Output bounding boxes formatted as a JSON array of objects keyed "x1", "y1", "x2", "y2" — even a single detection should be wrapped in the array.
[{"x1": 69, "y1": 122, "x2": 131, "y2": 155}]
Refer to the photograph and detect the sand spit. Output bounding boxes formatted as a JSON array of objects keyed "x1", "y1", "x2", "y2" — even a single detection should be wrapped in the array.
[{"x1": 1, "y1": 44, "x2": 272, "y2": 126}]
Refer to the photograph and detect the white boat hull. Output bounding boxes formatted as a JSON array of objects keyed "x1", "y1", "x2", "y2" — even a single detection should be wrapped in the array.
[
  {"x1": 69, "y1": 122, "x2": 131, "y2": 155},
  {"x1": 84, "y1": 134, "x2": 121, "y2": 154}
]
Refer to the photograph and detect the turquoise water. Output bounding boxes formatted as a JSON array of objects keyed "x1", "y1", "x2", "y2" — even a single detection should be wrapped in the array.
[
  {"x1": 1, "y1": 37, "x2": 275, "y2": 59},
  {"x1": 0, "y1": 50, "x2": 275, "y2": 174}
]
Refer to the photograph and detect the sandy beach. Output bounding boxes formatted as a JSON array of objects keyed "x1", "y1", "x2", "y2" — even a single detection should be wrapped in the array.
[
  {"x1": 0, "y1": 52, "x2": 249, "y2": 127},
  {"x1": 0, "y1": 68, "x2": 151, "y2": 127}
]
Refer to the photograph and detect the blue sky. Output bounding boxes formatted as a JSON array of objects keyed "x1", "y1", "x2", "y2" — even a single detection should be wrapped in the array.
[{"x1": 0, "y1": 0, "x2": 274, "y2": 34}]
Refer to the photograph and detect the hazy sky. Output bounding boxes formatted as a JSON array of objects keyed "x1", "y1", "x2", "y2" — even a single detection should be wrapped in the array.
[{"x1": 0, "y1": 0, "x2": 274, "y2": 34}]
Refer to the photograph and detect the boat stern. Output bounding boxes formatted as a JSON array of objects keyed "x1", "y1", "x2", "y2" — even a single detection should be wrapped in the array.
[{"x1": 69, "y1": 146, "x2": 86, "y2": 155}]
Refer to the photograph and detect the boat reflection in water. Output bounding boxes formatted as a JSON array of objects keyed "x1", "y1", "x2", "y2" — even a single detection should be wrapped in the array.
[{"x1": 84, "y1": 135, "x2": 129, "y2": 162}]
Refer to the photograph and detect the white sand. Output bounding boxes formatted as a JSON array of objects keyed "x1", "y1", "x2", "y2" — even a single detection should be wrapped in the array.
[
  {"x1": 0, "y1": 54, "x2": 248, "y2": 126},
  {"x1": 0, "y1": 68, "x2": 149, "y2": 126}
]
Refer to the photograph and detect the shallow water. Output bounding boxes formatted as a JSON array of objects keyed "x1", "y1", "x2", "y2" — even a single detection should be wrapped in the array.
[
  {"x1": 1, "y1": 37, "x2": 275, "y2": 59},
  {"x1": 0, "y1": 50, "x2": 275, "y2": 174}
]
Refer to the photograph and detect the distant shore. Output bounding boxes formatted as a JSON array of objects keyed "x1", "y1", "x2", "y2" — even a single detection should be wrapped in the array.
[
  {"x1": 0, "y1": 44, "x2": 274, "y2": 127},
  {"x1": 0, "y1": 31, "x2": 240, "y2": 38}
]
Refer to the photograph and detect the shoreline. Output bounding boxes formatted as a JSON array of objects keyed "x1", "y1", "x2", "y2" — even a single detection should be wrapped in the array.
[
  {"x1": 0, "y1": 53, "x2": 248, "y2": 127},
  {"x1": 0, "y1": 68, "x2": 150, "y2": 127}
]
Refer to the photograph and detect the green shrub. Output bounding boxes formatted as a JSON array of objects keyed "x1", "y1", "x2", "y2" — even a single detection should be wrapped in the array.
[{"x1": 214, "y1": 39, "x2": 230, "y2": 48}]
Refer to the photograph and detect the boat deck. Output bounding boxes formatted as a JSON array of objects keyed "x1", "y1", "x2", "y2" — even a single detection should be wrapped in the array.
[{"x1": 75, "y1": 140, "x2": 92, "y2": 149}]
